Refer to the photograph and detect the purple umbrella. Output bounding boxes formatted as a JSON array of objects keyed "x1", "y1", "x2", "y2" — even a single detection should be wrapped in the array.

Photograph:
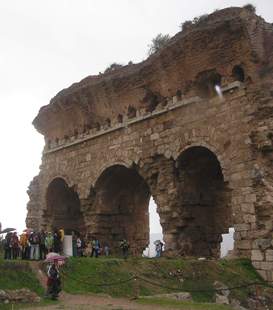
[{"x1": 45, "y1": 252, "x2": 66, "y2": 262}]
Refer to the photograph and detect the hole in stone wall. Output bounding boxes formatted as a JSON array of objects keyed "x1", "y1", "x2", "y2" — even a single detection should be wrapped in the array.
[
  {"x1": 176, "y1": 146, "x2": 232, "y2": 258},
  {"x1": 92, "y1": 165, "x2": 151, "y2": 255},
  {"x1": 232, "y1": 65, "x2": 245, "y2": 82},
  {"x1": 45, "y1": 178, "x2": 85, "y2": 234},
  {"x1": 220, "y1": 227, "x2": 235, "y2": 257},
  {"x1": 117, "y1": 114, "x2": 123, "y2": 123},
  {"x1": 196, "y1": 70, "x2": 222, "y2": 98},
  {"x1": 105, "y1": 118, "x2": 111, "y2": 127},
  {"x1": 74, "y1": 129, "x2": 78, "y2": 137},
  {"x1": 143, "y1": 197, "x2": 164, "y2": 257},
  {"x1": 127, "y1": 105, "x2": 136, "y2": 119},
  {"x1": 95, "y1": 122, "x2": 101, "y2": 131},
  {"x1": 55, "y1": 138, "x2": 59, "y2": 145},
  {"x1": 176, "y1": 90, "x2": 182, "y2": 100}
]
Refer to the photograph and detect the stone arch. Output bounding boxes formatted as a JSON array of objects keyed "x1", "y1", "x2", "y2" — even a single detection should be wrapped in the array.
[
  {"x1": 174, "y1": 145, "x2": 232, "y2": 258},
  {"x1": 87, "y1": 164, "x2": 152, "y2": 255},
  {"x1": 175, "y1": 141, "x2": 230, "y2": 182},
  {"x1": 91, "y1": 159, "x2": 133, "y2": 188},
  {"x1": 44, "y1": 177, "x2": 85, "y2": 234}
]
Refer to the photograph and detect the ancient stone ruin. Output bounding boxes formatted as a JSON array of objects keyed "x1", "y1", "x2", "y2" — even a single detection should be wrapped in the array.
[{"x1": 26, "y1": 7, "x2": 273, "y2": 280}]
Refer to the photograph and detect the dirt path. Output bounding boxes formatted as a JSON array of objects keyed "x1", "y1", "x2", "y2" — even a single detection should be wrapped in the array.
[
  {"x1": 27, "y1": 262, "x2": 169, "y2": 310},
  {"x1": 26, "y1": 292, "x2": 166, "y2": 310}
]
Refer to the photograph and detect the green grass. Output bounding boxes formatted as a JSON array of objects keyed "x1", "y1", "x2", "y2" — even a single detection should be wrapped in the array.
[
  {"x1": 137, "y1": 297, "x2": 233, "y2": 310},
  {"x1": 0, "y1": 257, "x2": 54, "y2": 309},
  {"x1": 1, "y1": 256, "x2": 271, "y2": 309},
  {"x1": 60, "y1": 256, "x2": 271, "y2": 304},
  {"x1": 0, "y1": 258, "x2": 44, "y2": 296}
]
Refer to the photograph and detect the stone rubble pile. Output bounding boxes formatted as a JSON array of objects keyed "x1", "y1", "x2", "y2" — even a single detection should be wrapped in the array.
[{"x1": 0, "y1": 288, "x2": 41, "y2": 304}]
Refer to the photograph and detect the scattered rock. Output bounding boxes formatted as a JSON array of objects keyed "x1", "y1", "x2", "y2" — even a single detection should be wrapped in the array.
[
  {"x1": 141, "y1": 292, "x2": 192, "y2": 301},
  {"x1": 214, "y1": 281, "x2": 230, "y2": 297},
  {"x1": 215, "y1": 293, "x2": 229, "y2": 305},
  {"x1": 230, "y1": 299, "x2": 248, "y2": 310},
  {"x1": 0, "y1": 289, "x2": 41, "y2": 304}
]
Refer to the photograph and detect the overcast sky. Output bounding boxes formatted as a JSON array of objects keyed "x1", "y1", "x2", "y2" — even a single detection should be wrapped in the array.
[{"x1": 0, "y1": 0, "x2": 272, "y2": 233}]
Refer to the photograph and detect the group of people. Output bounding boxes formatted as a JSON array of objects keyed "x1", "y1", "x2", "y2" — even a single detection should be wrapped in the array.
[
  {"x1": 74, "y1": 235, "x2": 130, "y2": 259},
  {"x1": 2, "y1": 228, "x2": 163, "y2": 261},
  {"x1": 3, "y1": 229, "x2": 64, "y2": 260},
  {"x1": 2, "y1": 228, "x2": 132, "y2": 260}
]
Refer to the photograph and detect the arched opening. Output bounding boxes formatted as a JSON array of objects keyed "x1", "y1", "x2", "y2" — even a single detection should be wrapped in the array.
[
  {"x1": 127, "y1": 105, "x2": 136, "y2": 119},
  {"x1": 92, "y1": 165, "x2": 151, "y2": 255},
  {"x1": 117, "y1": 114, "x2": 123, "y2": 123},
  {"x1": 143, "y1": 197, "x2": 163, "y2": 257},
  {"x1": 232, "y1": 65, "x2": 245, "y2": 82},
  {"x1": 45, "y1": 178, "x2": 85, "y2": 234},
  {"x1": 196, "y1": 70, "x2": 222, "y2": 98},
  {"x1": 176, "y1": 146, "x2": 232, "y2": 258}
]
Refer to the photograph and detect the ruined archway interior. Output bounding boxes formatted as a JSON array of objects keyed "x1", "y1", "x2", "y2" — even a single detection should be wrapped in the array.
[
  {"x1": 46, "y1": 178, "x2": 85, "y2": 234},
  {"x1": 93, "y1": 165, "x2": 150, "y2": 255},
  {"x1": 176, "y1": 147, "x2": 232, "y2": 258}
]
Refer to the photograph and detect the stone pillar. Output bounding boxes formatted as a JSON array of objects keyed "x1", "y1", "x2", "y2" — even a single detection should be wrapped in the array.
[
  {"x1": 26, "y1": 176, "x2": 42, "y2": 230},
  {"x1": 247, "y1": 85, "x2": 273, "y2": 281}
]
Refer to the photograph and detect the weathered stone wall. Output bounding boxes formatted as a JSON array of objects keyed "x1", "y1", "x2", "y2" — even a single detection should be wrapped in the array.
[{"x1": 26, "y1": 7, "x2": 273, "y2": 280}]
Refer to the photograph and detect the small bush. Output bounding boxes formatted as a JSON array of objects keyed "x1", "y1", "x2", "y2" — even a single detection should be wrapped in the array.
[
  {"x1": 148, "y1": 33, "x2": 171, "y2": 56},
  {"x1": 193, "y1": 14, "x2": 209, "y2": 24},
  {"x1": 180, "y1": 20, "x2": 193, "y2": 31},
  {"x1": 243, "y1": 3, "x2": 256, "y2": 13},
  {"x1": 104, "y1": 63, "x2": 123, "y2": 74},
  {"x1": 180, "y1": 14, "x2": 208, "y2": 31}
]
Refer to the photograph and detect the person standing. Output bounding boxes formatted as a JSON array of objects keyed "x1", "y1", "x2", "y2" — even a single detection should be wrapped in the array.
[
  {"x1": 72, "y1": 231, "x2": 77, "y2": 257},
  {"x1": 120, "y1": 239, "x2": 129, "y2": 259},
  {"x1": 155, "y1": 241, "x2": 164, "y2": 257},
  {"x1": 19, "y1": 233, "x2": 28, "y2": 260},
  {"x1": 39, "y1": 230, "x2": 47, "y2": 260},
  {"x1": 46, "y1": 259, "x2": 61, "y2": 300},
  {"x1": 76, "y1": 236, "x2": 83, "y2": 257},
  {"x1": 59, "y1": 228, "x2": 65, "y2": 254},
  {"x1": 4, "y1": 233, "x2": 12, "y2": 259},
  {"x1": 91, "y1": 238, "x2": 100, "y2": 258},
  {"x1": 104, "y1": 243, "x2": 110, "y2": 256},
  {"x1": 45, "y1": 232, "x2": 54, "y2": 254},
  {"x1": 53, "y1": 230, "x2": 61, "y2": 254},
  {"x1": 11, "y1": 232, "x2": 19, "y2": 259},
  {"x1": 29, "y1": 231, "x2": 40, "y2": 260}
]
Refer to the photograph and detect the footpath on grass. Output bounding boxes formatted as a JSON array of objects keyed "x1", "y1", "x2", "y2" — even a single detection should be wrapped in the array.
[{"x1": 1, "y1": 256, "x2": 273, "y2": 309}]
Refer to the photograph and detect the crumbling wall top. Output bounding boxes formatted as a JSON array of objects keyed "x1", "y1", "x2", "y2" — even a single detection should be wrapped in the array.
[{"x1": 33, "y1": 6, "x2": 273, "y2": 141}]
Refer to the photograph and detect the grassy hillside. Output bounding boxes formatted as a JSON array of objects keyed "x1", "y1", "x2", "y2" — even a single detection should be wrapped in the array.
[
  {"x1": 1, "y1": 256, "x2": 273, "y2": 309},
  {"x1": 0, "y1": 258, "x2": 43, "y2": 296},
  {"x1": 60, "y1": 256, "x2": 272, "y2": 307}
]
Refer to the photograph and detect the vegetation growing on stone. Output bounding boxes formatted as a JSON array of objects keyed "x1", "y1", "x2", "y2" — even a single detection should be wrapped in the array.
[
  {"x1": 148, "y1": 33, "x2": 171, "y2": 55},
  {"x1": 104, "y1": 62, "x2": 124, "y2": 74},
  {"x1": 243, "y1": 3, "x2": 256, "y2": 13}
]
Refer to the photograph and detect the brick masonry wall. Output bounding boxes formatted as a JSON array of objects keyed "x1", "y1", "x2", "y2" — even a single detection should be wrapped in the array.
[{"x1": 26, "y1": 7, "x2": 273, "y2": 280}]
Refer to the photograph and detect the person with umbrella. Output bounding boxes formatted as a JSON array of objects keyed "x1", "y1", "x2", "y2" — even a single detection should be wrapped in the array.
[
  {"x1": 154, "y1": 240, "x2": 164, "y2": 257},
  {"x1": 46, "y1": 258, "x2": 62, "y2": 300}
]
